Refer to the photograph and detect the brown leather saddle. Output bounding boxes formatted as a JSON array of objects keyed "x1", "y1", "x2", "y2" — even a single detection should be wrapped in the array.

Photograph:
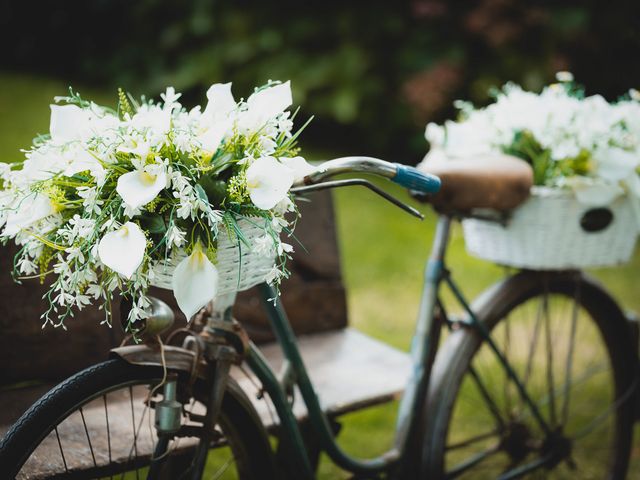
[{"x1": 414, "y1": 152, "x2": 534, "y2": 213}]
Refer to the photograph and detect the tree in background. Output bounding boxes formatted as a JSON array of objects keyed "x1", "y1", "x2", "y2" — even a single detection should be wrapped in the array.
[{"x1": 1, "y1": 0, "x2": 639, "y2": 161}]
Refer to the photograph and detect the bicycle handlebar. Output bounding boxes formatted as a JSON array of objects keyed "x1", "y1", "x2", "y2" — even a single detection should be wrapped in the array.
[{"x1": 295, "y1": 156, "x2": 441, "y2": 195}]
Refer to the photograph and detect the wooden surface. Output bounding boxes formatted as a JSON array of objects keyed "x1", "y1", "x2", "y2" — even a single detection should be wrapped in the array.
[
  {"x1": 0, "y1": 328, "x2": 412, "y2": 478},
  {"x1": 0, "y1": 190, "x2": 347, "y2": 384}
]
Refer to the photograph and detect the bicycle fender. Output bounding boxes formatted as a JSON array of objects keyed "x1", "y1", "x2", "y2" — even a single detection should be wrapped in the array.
[{"x1": 109, "y1": 344, "x2": 207, "y2": 378}]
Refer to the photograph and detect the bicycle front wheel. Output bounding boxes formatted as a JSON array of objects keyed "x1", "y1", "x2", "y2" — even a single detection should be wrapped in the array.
[
  {"x1": 421, "y1": 271, "x2": 636, "y2": 479},
  {"x1": 0, "y1": 358, "x2": 276, "y2": 479}
]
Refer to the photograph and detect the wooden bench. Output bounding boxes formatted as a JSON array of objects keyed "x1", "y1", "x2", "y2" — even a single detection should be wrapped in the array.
[{"x1": 0, "y1": 191, "x2": 412, "y2": 478}]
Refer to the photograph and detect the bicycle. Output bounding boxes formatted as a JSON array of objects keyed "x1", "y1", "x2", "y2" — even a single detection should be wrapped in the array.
[{"x1": 0, "y1": 156, "x2": 637, "y2": 479}]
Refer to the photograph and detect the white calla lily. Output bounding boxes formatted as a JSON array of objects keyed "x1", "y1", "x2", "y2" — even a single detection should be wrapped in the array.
[
  {"x1": 246, "y1": 156, "x2": 294, "y2": 209},
  {"x1": 3, "y1": 193, "x2": 55, "y2": 237},
  {"x1": 116, "y1": 164, "x2": 167, "y2": 209},
  {"x1": 240, "y1": 81, "x2": 292, "y2": 131},
  {"x1": 202, "y1": 83, "x2": 237, "y2": 120},
  {"x1": 64, "y1": 148, "x2": 104, "y2": 178},
  {"x1": 281, "y1": 156, "x2": 315, "y2": 181},
  {"x1": 172, "y1": 244, "x2": 219, "y2": 320},
  {"x1": 50, "y1": 105, "x2": 92, "y2": 143},
  {"x1": 97, "y1": 222, "x2": 146, "y2": 279},
  {"x1": 247, "y1": 81, "x2": 292, "y2": 118},
  {"x1": 197, "y1": 118, "x2": 233, "y2": 155},
  {"x1": 19, "y1": 150, "x2": 66, "y2": 184}
]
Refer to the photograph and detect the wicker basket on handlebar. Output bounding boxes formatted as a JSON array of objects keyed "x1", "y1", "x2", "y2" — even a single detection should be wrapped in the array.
[{"x1": 151, "y1": 218, "x2": 276, "y2": 295}]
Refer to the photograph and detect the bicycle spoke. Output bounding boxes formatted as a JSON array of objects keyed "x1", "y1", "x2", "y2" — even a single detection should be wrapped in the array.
[
  {"x1": 446, "y1": 429, "x2": 500, "y2": 451},
  {"x1": 561, "y1": 285, "x2": 580, "y2": 427},
  {"x1": 503, "y1": 315, "x2": 512, "y2": 417},
  {"x1": 212, "y1": 456, "x2": 236, "y2": 479},
  {"x1": 572, "y1": 376, "x2": 639, "y2": 440},
  {"x1": 129, "y1": 385, "x2": 140, "y2": 480},
  {"x1": 496, "y1": 451, "x2": 554, "y2": 480},
  {"x1": 103, "y1": 394, "x2": 113, "y2": 480},
  {"x1": 446, "y1": 443, "x2": 501, "y2": 479},
  {"x1": 54, "y1": 426, "x2": 69, "y2": 473},
  {"x1": 513, "y1": 363, "x2": 610, "y2": 427},
  {"x1": 79, "y1": 407, "x2": 98, "y2": 468},
  {"x1": 542, "y1": 291, "x2": 557, "y2": 427},
  {"x1": 468, "y1": 365, "x2": 506, "y2": 431},
  {"x1": 522, "y1": 297, "x2": 543, "y2": 389}
]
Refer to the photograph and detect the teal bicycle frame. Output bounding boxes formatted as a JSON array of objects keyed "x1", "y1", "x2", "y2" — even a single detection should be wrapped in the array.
[{"x1": 244, "y1": 215, "x2": 553, "y2": 479}]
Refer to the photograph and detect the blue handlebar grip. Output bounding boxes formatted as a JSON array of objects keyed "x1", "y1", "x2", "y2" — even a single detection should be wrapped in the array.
[{"x1": 392, "y1": 164, "x2": 441, "y2": 194}]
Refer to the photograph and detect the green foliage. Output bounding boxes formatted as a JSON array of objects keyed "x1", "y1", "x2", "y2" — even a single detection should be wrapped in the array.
[
  {"x1": 5, "y1": 1, "x2": 640, "y2": 160},
  {"x1": 117, "y1": 88, "x2": 135, "y2": 119},
  {"x1": 503, "y1": 130, "x2": 593, "y2": 186}
]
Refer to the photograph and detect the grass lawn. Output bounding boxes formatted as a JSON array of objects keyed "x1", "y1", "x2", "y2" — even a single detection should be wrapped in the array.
[{"x1": 1, "y1": 72, "x2": 638, "y2": 478}]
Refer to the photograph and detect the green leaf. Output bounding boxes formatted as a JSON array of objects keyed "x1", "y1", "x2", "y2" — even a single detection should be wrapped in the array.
[
  {"x1": 201, "y1": 176, "x2": 227, "y2": 204},
  {"x1": 139, "y1": 214, "x2": 167, "y2": 234}
]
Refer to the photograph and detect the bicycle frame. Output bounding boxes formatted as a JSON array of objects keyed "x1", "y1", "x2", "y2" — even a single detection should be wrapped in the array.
[{"x1": 242, "y1": 214, "x2": 555, "y2": 479}]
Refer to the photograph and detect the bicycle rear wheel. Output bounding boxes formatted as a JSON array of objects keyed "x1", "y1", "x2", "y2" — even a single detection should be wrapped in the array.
[
  {"x1": 0, "y1": 358, "x2": 276, "y2": 479},
  {"x1": 421, "y1": 271, "x2": 636, "y2": 479}
]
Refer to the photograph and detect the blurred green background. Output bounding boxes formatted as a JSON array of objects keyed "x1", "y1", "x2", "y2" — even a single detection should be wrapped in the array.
[
  {"x1": 2, "y1": 0, "x2": 640, "y2": 162},
  {"x1": 2, "y1": 0, "x2": 640, "y2": 477}
]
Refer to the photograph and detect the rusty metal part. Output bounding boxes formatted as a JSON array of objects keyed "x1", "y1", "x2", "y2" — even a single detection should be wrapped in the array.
[{"x1": 109, "y1": 344, "x2": 208, "y2": 379}]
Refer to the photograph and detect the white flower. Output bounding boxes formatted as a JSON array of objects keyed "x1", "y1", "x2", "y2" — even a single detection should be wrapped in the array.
[
  {"x1": 253, "y1": 234, "x2": 275, "y2": 256},
  {"x1": 3, "y1": 193, "x2": 55, "y2": 237},
  {"x1": 161, "y1": 87, "x2": 182, "y2": 111},
  {"x1": 555, "y1": 71, "x2": 574, "y2": 83},
  {"x1": 171, "y1": 244, "x2": 219, "y2": 320},
  {"x1": 277, "y1": 241, "x2": 293, "y2": 256},
  {"x1": 18, "y1": 149, "x2": 66, "y2": 184},
  {"x1": 86, "y1": 283, "x2": 104, "y2": 300},
  {"x1": 425, "y1": 122, "x2": 445, "y2": 148},
  {"x1": 273, "y1": 196, "x2": 295, "y2": 215},
  {"x1": 277, "y1": 113, "x2": 294, "y2": 136},
  {"x1": 167, "y1": 224, "x2": 186, "y2": 248},
  {"x1": 246, "y1": 156, "x2": 294, "y2": 209},
  {"x1": 202, "y1": 83, "x2": 237, "y2": 120},
  {"x1": 97, "y1": 222, "x2": 146, "y2": 279},
  {"x1": 593, "y1": 147, "x2": 639, "y2": 183},
  {"x1": 264, "y1": 265, "x2": 283, "y2": 285},
  {"x1": 239, "y1": 81, "x2": 292, "y2": 131},
  {"x1": 564, "y1": 176, "x2": 625, "y2": 206},
  {"x1": 129, "y1": 104, "x2": 171, "y2": 137},
  {"x1": 257, "y1": 135, "x2": 277, "y2": 155},
  {"x1": 64, "y1": 147, "x2": 105, "y2": 179},
  {"x1": 50, "y1": 105, "x2": 93, "y2": 143},
  {"x1": 17, "y1": 256, "x2": 37, "y2": 275},
  {"x1": 117, "y1": 137, "x2": 153, "y2": 164},
  {"x1": 116, "y1": 164, "x2": 167, "y2": 209},
  {"x1": 197, "y1": 118, "x2": 233, "y2": 155},
  {"x1": 281, "y1": 156, "x2": 315, "y2": 182},
  {"x1": 76, "y1": 186, "x2": 103, "y2": 215}
]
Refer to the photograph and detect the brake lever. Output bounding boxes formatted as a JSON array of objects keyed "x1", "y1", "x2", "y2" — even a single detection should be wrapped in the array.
[{"x1": 291, "y1": 179, "x2": 424, "y2": 219}]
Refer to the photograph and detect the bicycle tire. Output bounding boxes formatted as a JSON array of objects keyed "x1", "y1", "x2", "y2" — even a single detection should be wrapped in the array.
[
  {"x1": 420, "y1": 271, "x2": 636, "y2": 479},
  {"x1": 0, "y1": 357, "x2": 276, "y2": 479}
]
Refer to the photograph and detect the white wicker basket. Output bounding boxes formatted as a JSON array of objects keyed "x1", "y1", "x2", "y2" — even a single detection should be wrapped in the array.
[
  {"x1": 151, "y1": 218, "x2": 275, "y2": 295},
  {"x1": 462, "y1": 187, "x2": 639, "y2": 269}
]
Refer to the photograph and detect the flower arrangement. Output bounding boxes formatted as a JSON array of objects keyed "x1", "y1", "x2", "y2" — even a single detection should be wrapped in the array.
[
  {"x1": 424, "y1": 73, "x2": 640, "y2": 206},
  {"x1": 0, "y1": 81, "x2": 314, "y2": 328}
]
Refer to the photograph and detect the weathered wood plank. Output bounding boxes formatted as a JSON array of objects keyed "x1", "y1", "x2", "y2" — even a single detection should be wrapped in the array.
[{"x1": 0, "y1": 328, "x2": 411, "y2": 478}]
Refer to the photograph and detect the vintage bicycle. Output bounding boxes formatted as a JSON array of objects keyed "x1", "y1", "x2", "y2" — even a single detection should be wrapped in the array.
[{"x1": 0, "y1": 156, "x2": 637, "y2": 479}]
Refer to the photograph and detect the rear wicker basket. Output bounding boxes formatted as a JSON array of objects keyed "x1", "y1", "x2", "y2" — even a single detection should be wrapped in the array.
[
  {"x1": 151, "y1": 218, "x2": 275, "y2": 295},
  {"x1": 462, "y1": 187, "x2": 639, "y2": 270}
]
